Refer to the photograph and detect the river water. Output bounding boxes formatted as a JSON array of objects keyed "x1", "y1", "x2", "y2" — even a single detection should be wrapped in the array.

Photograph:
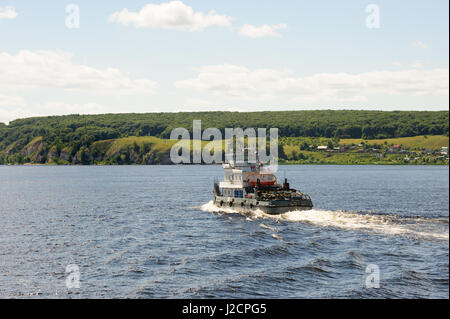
[{"x1": 0, "y1": 165, "x2": 448, "y2": 298}]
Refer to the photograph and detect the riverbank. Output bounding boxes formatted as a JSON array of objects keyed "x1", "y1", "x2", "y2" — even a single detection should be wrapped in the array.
[{"x1": 1, "y1": 135, "x2": 448, "y2": 166}]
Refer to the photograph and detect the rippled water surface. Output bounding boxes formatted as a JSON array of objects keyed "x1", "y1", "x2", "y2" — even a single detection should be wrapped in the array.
[{"x1": 0, "y1": 165, "x2": 448, "y2": 298}]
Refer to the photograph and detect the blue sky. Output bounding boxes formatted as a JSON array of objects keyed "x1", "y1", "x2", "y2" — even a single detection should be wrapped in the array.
[{"x1": 0, "y1": 0, "x2": 448, "y2": 123}]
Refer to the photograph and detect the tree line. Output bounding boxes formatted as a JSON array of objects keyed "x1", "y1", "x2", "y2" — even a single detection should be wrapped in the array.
[{"x1": 0, "y1": 110, "x2": 448, "y2": 164}]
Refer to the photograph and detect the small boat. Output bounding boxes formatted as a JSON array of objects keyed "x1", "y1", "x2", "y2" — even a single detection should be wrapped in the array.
[{"x1": 213, "y1": 154, "x2": 313, "y2": 215}]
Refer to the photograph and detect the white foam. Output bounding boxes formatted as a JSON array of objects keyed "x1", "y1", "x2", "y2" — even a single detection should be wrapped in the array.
[
  {"x1": 200, "y1": 201, "x2": 240, "y2": 215},
  {"x1": 281, "y1": 209, "x2": 448, "y2": 240},
  {"x1": 271, "y1": 233, "x2": 284, "y2": 241},
  {"x1": 260, "y1": 223, "x2": 278, "y2": 232},
  {"x1": 200, "y1": 201, "x2": 449, "y2": 241}
]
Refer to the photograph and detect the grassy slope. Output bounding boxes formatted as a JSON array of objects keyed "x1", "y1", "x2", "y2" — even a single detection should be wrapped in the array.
[
  {"x1": 102, "y1": 135, "x2": 448, "y2": 162},
  {"x1": 339, "y1": 135, "x2": 449, "y2": 150},
  {"x1": 97, "y1": 136, "x2": 175, "y2": 157},
  {"x1": 90, "y1": 136, "x2": 224, "y2": 163},
  {"x1": 281, "y1": 135, "x2": 449, "y2": 165},
  {"x1": 2, "y1": 134, "x2": 448, "y2": 165}
]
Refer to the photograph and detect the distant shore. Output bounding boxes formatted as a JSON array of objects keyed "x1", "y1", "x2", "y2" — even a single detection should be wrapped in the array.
[{"x1": 1, "y1": 162, "x2": 448, "y2": 167}]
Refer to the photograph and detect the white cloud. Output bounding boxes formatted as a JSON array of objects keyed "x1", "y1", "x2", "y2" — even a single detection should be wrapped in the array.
[
  {"x1": 0, "y1": 93, "x2": 25, "y2": 108},
  {"x1": 108, "y1": 1, "x2": 232, "y2": 32},
  {"x1": 175, "y1": 64, "x2": 449, "y2": 103},
  {"x1": 412, "y1": 40, "x2": 428, "y2": 49},
  {"x1": 0, "y1": 50, "x2": 158, "y2": 94},
  {"x1": 391, "y1": 62, "x2": 402, "y2": 67},
  {"x1": 411, "y1": 61, "x2": 424, "y2": 69},
  {"x1": 35, "y1": 102, "x2": 114, "y2": 115},
  {"x1": 182, "y1": 98, "x2": 215, "y2": 108},
  {"x1": 0, "y1": 94, "x2": 29, "y2": 123},
  {"x1": 0, "y1": 100, "x2": 127, "y2": 124},
  {"x1": 0, "y1": 6, "x2": 17, "y2": 19},
  {"x1": 238, "y1": 23, "x2": 287, "y2": 38}
]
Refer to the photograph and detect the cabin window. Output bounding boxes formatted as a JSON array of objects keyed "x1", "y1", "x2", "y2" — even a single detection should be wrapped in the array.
[{"x1": 233, "y1": 190, "x2": 243, "y2": 198}]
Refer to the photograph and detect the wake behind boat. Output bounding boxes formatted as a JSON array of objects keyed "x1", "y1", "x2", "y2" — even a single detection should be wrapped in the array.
[{"x1": 213, "y1": 153, "x2": 313, "y2": 215}]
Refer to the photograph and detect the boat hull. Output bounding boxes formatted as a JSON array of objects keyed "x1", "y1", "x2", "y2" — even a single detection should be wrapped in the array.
[{"x1": 214, "y1": 196, "x2": 313, "y2": 215}]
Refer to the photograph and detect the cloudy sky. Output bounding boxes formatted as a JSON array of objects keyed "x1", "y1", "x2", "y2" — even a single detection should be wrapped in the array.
[{"x1": 0, "y1": 0, "x2": 448, "y2": 123}]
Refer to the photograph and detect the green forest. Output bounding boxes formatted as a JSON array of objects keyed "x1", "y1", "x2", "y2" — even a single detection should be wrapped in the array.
[{"x1": 0, "y1": 110, "x2": 448, "y2": 165}]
